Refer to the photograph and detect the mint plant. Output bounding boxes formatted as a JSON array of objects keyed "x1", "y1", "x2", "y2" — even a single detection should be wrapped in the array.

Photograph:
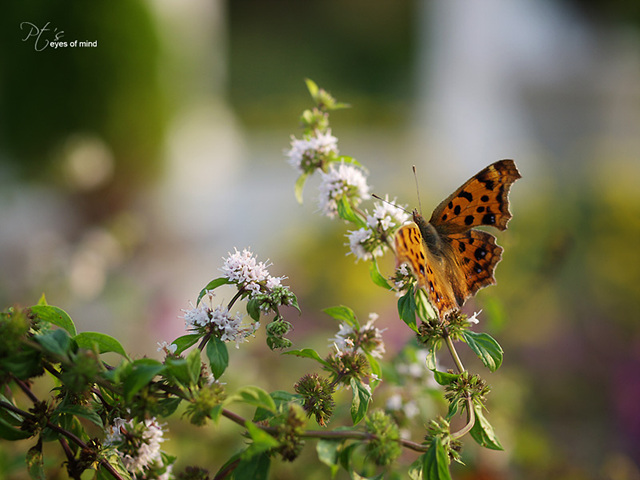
[{"x1": 0, "y1": 80, "x2": 506, "y2": 480}]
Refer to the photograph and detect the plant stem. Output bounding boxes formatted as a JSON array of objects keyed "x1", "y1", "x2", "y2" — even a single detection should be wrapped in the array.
[{"x1": 444, "y1": 333, "x2": 465, "y2": 374}]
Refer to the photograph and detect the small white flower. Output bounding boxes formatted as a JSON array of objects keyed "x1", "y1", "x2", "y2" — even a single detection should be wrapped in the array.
[
  {"x1": 182, "y1": 302, "x2": 211, "y2": 329},
  {"x1": 330, "y1": 323, "x2": 356, "y2": 351},
  {"x1": 318, "y1": 163, "x2": 370, "y2": 218},
  {"x1": 367, "y1": 197, "x2": 410, "y2": 231},
  {"x1": 403, "y1": 400, "x2": 420, "y2": 419},
  {"x1": 346, "y1": 227, "x2": 376, "y2": 261},
  {"x1": 386, "y1": 393, "x2": 403, "y2": 411},
  {"x1": 220, "y1": 247, "x2": 281, "y2": 297},
  {"x1": 361, "y1": 313, "x2": 386, "y2": 359},
  {"x1": 157, "y1": 341, "x2": 177, "y2": 355},
  {"x1": 104, "y1": 417, "x2": 168, "y2": 477},
  {"x1": 286, "y1": 130, "x2": 338, "y2": 172},
  {"x1": 468, "y1": 310, "x2": 482, "y2": 325}
]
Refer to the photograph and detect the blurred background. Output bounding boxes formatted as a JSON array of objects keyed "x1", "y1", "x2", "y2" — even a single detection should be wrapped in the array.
[{"x1": 1, "y1": 0, "x2": 639, "y2": 478}]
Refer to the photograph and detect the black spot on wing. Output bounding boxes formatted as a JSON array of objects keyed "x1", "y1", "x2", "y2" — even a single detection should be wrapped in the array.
[
  {"x1": 482, "y1": 214, "x2": 496, "y2": 225},
  {"x1": 474, "y1": 247, "x2": 487, "y2": 260},
  {"x1": 481, "y1": 179, "x2": 495, "y2": 191},
  {"x1": 458, "y1": 190, "x2": 473, "y2": 202},
  {"x1": 464, "y1": 215, "x2": 474, "y2": 225}
]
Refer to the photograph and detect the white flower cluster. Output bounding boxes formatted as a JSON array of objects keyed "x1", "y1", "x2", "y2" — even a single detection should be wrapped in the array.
[
  {"x1": 105, "y1": 417, "x2": 171, "y2": 479},
  {"x1": 347, "y1": 197, "x2": 410, "y2": 261},
  {"x1": 331, "y1": 312, "x2": 386, "y2": 359},
  {"x1": 386, "y1": 393, "x2": 420, "y2": 420},
  {"x1": 220, "y1": 248, "x2": 284, "y2": 297},
  {"x1": 286, "y1": 130, "x2": 338, "y2": 173},
  {"x1": 318, "y1": 162, "x2": 370, "y2": 218},
  {"x1": 182, "y1": 300, "x2": 259, "y2": 348}
]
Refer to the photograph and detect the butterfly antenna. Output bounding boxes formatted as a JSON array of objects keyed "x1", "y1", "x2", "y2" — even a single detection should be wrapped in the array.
[
  {"x1": 372, "y1": 193, "x2": 411, "y2": 215},
  {"x1": 412, "y1": 165, "x2": 423, "y2": 214}
]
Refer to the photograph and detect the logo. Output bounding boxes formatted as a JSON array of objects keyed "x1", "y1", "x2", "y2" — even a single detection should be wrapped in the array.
[{"x1": 21, "y1": 22, "x2": 98, "y2": 51}]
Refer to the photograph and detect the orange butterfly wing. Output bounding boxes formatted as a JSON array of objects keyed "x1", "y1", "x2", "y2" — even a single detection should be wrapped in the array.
[
  {"x1": 429, "y1": 159, "x2": 521, "y2": 234},
  {"x1": 395, "y1": 160, "x2": 521, "y2": 319}
]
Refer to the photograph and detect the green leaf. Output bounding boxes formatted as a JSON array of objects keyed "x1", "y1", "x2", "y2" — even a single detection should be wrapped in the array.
[
  {"x1": 158, "y1": 397, "x2": 182, "y2": 417},
  {"x1": 186, "y1": 348, "x2": 202, "y2": 385},
  {"x1": 233, "y1": 451, "x2": 270, "y2": 480},
  {"x1": 337, "y1": 196, "x2": 364, "y2": 226},
  {"x1": 316, "y1": 439, "x2": 342, "y2": 477},
  {"x1": 34, "y1": 329, "x2": 70, "y2": 357},
  {"x1": 122, "y1": 359, "x2": 164, "y2": 401},
  {"x1": 422, "y1": 439, "x2": 452, "y2": 480},
  {"x1": 228, "y1": 386, "x2": 276, "y2": 414},
  {"x1": 74, "y1": 332, "x2": 129, "y2": 358},
  {"x1": 415, "y1": 287, "x2": 437, "y2": 321},
  {"x1": 283, "y1": 348, "x2": 329, "y2": 367},
  {"x1": 366, "y1": 353, "x2": 382, "y2": 391},
  {"x1": 349, "y1": 378, "x2": 371, "y2": 425},
  {"x1": 323, "y1": 305, "x2": 359, "y2": 329},
  {"x1": 461, "y1": 331, "x2": 503, "y2": 372},
  {"x1": 197, "y1": 277, "x2": 232, "y2": 305},
  {"x1": 54, "y1": 404, "x2": 103, "y2": 428},
  {"x1": 408, "y1": 457, "x2": 423, "y2": 480},
  {"x1": 305, "y1": 78, "x2": 319, "y2": 99},
  {"x1": 163, "y1": 356, "x2": 190, "y2": 386},
  {"x1": 470, "y1": 402, "x2": 503, "y2": 450},
  {"x1": 369, "y1": 258, "x2": 392, "y2": 290},
  {"x1": 0, "y1": 416, "x2": 33, "y2": 440},
  {"x1": 29, "y1": 305, "x2": 76, "y2": 336},
  {"x1": 171, "y1": 334, "x2": 200, "y2": 355},
  {"x1": 424, "y1": 340, "x2": 440, "y2": 371},
  {"x1": 295, "y1": 172, "x2": 309, "y2": 204},
  {"x1": 242, "y1": 421, "x2": 279, "y2": 459},
  {"x1": 398, "y1": 287, "x2": 418, "y2": 332},
  {"x1": 432, "y1": 370, "x2": 459, "y2": 386},
  {"x1": 26, "y1": 438, "x2": 44, "y2": 480},
  {"x1": 247, "y1": 299, "x2": 261, "y2": 322},
  {"x1": 336, "y1": 155, "x2": 366, "y2": 171},
  {"x1": 253, "y1": 391, "x2": 300, "y2": 422},
  {"x1": 206, "y1": 336, "x2": 229, "y2": 379}
]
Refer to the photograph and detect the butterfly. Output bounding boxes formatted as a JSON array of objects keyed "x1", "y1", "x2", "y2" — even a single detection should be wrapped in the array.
[{"x1": 394, "y1": 159, "x2": 521, "y2": 319}]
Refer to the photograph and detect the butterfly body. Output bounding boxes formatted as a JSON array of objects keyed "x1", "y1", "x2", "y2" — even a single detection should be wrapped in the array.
[{"x1": 395, "y1": 160, "x2": 521, "y2": 319}]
